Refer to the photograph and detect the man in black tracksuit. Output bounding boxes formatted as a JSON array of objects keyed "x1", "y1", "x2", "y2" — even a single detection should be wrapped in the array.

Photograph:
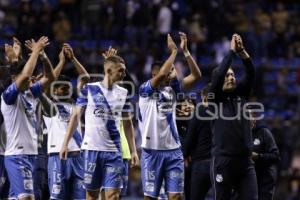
[
  {"x1": 183, "y1": 84, "x2": 212, "y2": 200},
  {"x1": 251, "y1": 118, "x2": 280, "y2": 200},
  {"x1": 209, "y1": 34, "x2": 257, "y2": 200}
]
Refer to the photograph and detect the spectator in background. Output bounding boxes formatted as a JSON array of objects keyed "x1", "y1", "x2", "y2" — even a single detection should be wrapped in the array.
[
  {"x1": 277, "y1": 68, "x2": 288, "y2": 96},
  {"x1": 157, "y1": 0, "x2": 172, "y2": 54},
  {"x1": 52, "y1": 11, "x2": 71, "y2": 43},
  {"x1": 289, "y1": 25, "x2": 300, "y2": 58},
  {"x1": 268, "y1": 3, "x2": 290, "y2": 58},
  {"x1": 157, "y1": 0, "x2": 172, "y2": 36},
  {"x1": 188, "y1": 13, "x2": 208, "y2": 55},
  {"x1": 271, "y1": 2, "x2": 289, "y2": 37},
  {"x1": 247, "y1": 7, "x2": 272, "y2": 58}
]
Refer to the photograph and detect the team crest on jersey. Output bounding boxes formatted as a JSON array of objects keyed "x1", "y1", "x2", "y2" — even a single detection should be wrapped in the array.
[
  {"x1": 156, "y1": 90, "x2": 174, "y2": 114},
  {"x1": 93, "y1": 93, "x2": 105, "y2": 103},
  {"x1": 145, "y1": 182, "x2": 154, "y2": 192},
  {"x1": 254, "y1": 138, "x2": 261, "y2": 145},
  {"x1": 52, "y1": 184, "x2": 61, "y2": 194},
  {"x1": 24, "y1": 179, "x2": 33, "y2": 190},
  {"x1": 216, "y1": 174, "x2": 223, "y2": 183}
]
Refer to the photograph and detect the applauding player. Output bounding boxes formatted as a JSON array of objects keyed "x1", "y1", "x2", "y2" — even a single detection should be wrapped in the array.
[{"x1": 138, "y1": 32, "x2": 201, "y2": 200}]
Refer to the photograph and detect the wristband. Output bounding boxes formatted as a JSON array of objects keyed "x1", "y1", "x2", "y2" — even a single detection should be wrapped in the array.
[{"x1": 183, "y1": 51, "x2": 191, "y2": 57}]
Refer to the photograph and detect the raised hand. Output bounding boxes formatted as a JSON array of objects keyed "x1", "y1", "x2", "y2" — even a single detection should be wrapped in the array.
[
  {"x1": 102, "y1": 46, "x2": 118, "y2": 59},
  {"x1": 13, "y1": 37, "x2": 22, "y2": 59},
  {"x1": 234, "y1": 34, "x2": 244, "y2": 52},
  {"x1": 179, "y1": 32, "x2": 188, "y2": 53},
  {"x1": 63, "y1": 43, "x2": 74, "y2": 60},
  {"x1": 5, "y1": 44, "x2": 18, "y2": 63},
  {"x1": 230, "y1": 34, "x2": 238, "y2": 52},
  {"x1": 25, "y1": 36, "x2": 49, "y2": 53},
  {"x1": 167, "y1": 34, "x2": 178, "y2": 53},
  {"x1": 59, "y1": 48, "x2": 66, "y2": 63}
]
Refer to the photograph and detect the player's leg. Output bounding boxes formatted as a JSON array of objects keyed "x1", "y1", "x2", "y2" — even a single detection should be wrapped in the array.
[
  {"x1": 141, "y1": 149, "x2": 164, "y2": 200},
  {"x1": 70, "y1": 152, "x2": 86, "y2": 200},
  {"x1": 190, "y1": 159, "x2": 211, "y2": 200},
  {"x1": 235, "y1": 159, "x2": 258, "y2": 200},
  {"x1": 102, "y1": 152, "x2": 123, "y2": 200},
  {"x1": 210, "y1": 156, "x2": 234, "y2": 200},
  {"x1": 4, "y1": 155, "x2": 35, "y2": 200},
  {"x1": 120, "y1": 159, "x2": 129, "y2": 198},
  {"x1": 84, "y1": 150, "x2": 102, "y2": 200},
  {"x1": 164, "y1": 149, "x2": 184, "y2": 200},
  {"x1": 48, "y1": 154, "x2": 68, "y2": 200},
  {"x1": 0, "y1": 155, "x2": 11, "y2": 199}
]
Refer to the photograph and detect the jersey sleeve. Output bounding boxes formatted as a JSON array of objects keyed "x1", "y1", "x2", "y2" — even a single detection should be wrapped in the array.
[
  {"x1": 122, "y1": 95, "x2": 134, "y2": 113},
  {"x1": 139, "y1": 80, "x2": 154, "y2": 97},
  {"x1": 76, "y1": 84, "x2": 88, "y2": 107},
  {"x1": 2, "y1": 82, "x2": 19, "y2": 105},
  {"x1": 29, "y1": 81, "x2": 43, "y2": 98}
]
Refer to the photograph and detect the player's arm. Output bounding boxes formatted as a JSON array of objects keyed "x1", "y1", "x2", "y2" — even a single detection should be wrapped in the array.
[
  {"x1": 53, "y1": 48, "x2": 66, "y2": 79},
  {"x1": 4, "y1": 37, "x2": 22, "y2": 64},
  {"x1": 15, "y1": 37, "x2": 49, "y2": 92},
  {"x1": 209, "y1": 34, "x2": 237, "y2": 95},
  {"x1": 150, "y1": 34, "x2": 178, "y2": 89},
  {"x1": 122, "y1": 112, "x2": 139, "y2": 167},
  {"x1": 39, "y1": 52, "x2": 55, "y2": 92},
  {"x1": 39, "y1": 94, "x2": 57, "y2": 117},
  {"x1": 63, "y1": 43, "x2": 90, "y2": 91},
  {"x1": 60, "y1": 85, "x2": 87, "y2": 159},
  {"x1": 254, "y1": 129, "x2": 280, "y2": 164},
  {"x1": 179, "y1": 32, "x2": 201, "y2": 91},
  {"x1": 60, "y1": 105, "x2": 84, "y2": 159},
  {"x1": 235, "y1": 35, "x2": 255, "y2": 97}
]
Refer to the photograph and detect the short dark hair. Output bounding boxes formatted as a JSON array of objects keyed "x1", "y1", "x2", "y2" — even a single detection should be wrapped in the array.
[
  {"x1": 9, "y1": 59, "x2": 26, "y2": 75},
  {"x1": 53, "y1": 75, "x2": 71, "y2": 88},
  {"x1": 151, "y1": 61, "x2": 164, "y2": 71},
  {"x1": 104, "y1": 55, "x2": 125, "y2": 66},
  {"x1": 57, "y1": 75, "x2": 71, "y2": 82}
]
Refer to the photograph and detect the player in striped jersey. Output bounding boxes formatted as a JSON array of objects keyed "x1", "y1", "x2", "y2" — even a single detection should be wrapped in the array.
[
  {"x1": 60, "y1": 55, "x2": 139, "y2": 200},
  {"x1": 138, "y1": 33, "x2": 201, "y2": 200},
  {"x1": 1, "y1": 36, "x2": 54, "y2": 200},
  {"x1": 43, "y1": 44, "x2": 90, "y2": 200}
]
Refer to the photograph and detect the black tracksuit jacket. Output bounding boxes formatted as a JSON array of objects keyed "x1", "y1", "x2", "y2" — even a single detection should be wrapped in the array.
[{"x1": 209, "y1": 50, "x2": 255, "y2": 157}]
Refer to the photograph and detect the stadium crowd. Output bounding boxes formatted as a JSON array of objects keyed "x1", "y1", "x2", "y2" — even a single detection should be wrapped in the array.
[{"x1": 0, "y1": 0, "x2": 299, "y2": 200}]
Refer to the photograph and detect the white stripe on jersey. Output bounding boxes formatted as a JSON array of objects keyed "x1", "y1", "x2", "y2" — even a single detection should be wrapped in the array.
[
  {"x1": 43, "y1": 101, "x2": 82, "y2": 154},
  {"x1": 138, "y1": 80, "x2": 181, "y2": 150},
  {"x1": 78, "y1": 82, "x2": 128, "y2": 152}
]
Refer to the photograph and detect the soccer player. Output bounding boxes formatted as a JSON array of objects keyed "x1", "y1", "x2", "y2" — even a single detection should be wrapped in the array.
[
  {"x1": 251, "y1": 113, "x2": 280, "y2": 200},
  {"x1": 183, "y1": 84, "x2": 212, "y2": 200},
  {"x1": 209, "y1": 34, "x2": 257, "y2": 200},
  {"x1": 138, "y1": 32, "x2": 201, "y2": 200},
  {"x1": 1, "y1": 36, "x2": 54, "y2": 200},
  {"x1": 60, "y1": 55, "x2": 139, "y2": 200},
  {"x1": 43, "y1": 44, "x2": 90, "y2": 200},
  {"x1": 101, "y1": 46, "x2": 133, "y2": 199},
  {"x1": 0, "y1": 39, "x2": 20, "y2": 200}
]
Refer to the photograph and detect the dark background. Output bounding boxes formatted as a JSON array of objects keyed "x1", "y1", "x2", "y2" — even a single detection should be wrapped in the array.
[{"x1": 0, "y1": 0, "x2": 299, "y2": 199}]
